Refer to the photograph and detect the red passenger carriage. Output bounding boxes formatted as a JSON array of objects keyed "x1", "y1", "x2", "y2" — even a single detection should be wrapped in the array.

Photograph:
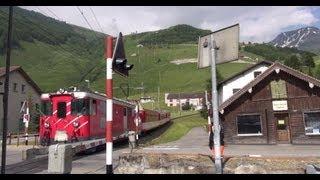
[{"x1": 39, "y1": 88, "x2": 170, "y2": 146}]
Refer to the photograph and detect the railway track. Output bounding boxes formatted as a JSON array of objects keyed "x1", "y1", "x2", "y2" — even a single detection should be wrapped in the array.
[
  {"x1": 1, "y1": 141, "x2": 127, "y2": 174},
  {"x1": 170, "y1": 113, "x2": 199, "y2": 120},
  {"x1": 1, "y1": 114, "x2": 200, "y2": 174}
]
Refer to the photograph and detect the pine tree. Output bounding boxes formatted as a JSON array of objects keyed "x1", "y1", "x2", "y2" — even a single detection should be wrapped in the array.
[
  {"x1": 284, "y1": 55, "x2": 302, "y2": 70},
  {"x1": 302, "y1": 53, "x2": 315, "y2": 75},
  {"x1": 315, "y1": 64, "x2": 320, "y2": 80}
]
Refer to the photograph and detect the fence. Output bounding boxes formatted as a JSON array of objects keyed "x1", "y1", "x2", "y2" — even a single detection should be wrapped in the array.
[{"x1": 6, "y1": 133, "x2": 39, "y2": 146}]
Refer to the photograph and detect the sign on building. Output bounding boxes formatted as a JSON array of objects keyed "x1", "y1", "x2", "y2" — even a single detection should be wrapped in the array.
[{"x1": 272, "y1": 100, "x2": 288, "y2": 111}]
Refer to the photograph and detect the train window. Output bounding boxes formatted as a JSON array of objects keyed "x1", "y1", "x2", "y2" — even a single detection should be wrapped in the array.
[
  {"x1": 124, "y1": 108, "x2": 127, "y2": 116},
  {"x1": 57, "y1": 102, "x2": 66, "y2": 118},
  {"x1": 128, "y1": 108, "x2": 132, "y2": 117},
  {"x1": 71, "y1": 99, "x2": 90, "y2": 115},
  {"x1": 41, "y1": 101, "x2": 52, "y2": 115},
  {"x1": 91, "y1": 100, "x2": 97, "y2": 115},
  {"x1": 100, "y1": 101, "x2": 106, "y2": 117}
]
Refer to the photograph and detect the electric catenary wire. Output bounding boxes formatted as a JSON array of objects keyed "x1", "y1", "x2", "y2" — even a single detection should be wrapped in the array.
[
  {"x1": 76, "y1": 6, "x2": 99, "y2": 40},
  {"x1": 0, "y1": 9, "x2": 94, "y2": 73},
  {"x1": 89, "y1": 7, "x2": 104, "y2": 34},
  {"x1": 35, "y1": 7, "x2": 49, "y2": 17},
  {"x1": 46, "y1": 7, "x2": 61, "y2": 21}
]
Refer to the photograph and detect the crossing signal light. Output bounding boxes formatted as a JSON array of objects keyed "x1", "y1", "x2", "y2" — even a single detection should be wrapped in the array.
[
  {"x1": 112, "y1": 32, "x2": 134, "y2": 77},
  {"x1": 113, "y1": 58, "x2": 134, "y2": 76}
]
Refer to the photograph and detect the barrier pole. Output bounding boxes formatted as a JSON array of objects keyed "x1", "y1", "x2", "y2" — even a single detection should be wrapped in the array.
[{"x1": 105, "y1": 36, "x2": 114, "y2": 174}]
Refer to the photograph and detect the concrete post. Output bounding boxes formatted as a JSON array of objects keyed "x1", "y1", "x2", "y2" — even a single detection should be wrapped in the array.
[
  {"x1": 48, "y1": 144, "x2": 72, "y2": 174},
  {"x1": 210, "y1": 35, "x2": 222, "y2": 174},
  {"x1": 128, "y1": 131, "x2": 137, "y2": 149}
]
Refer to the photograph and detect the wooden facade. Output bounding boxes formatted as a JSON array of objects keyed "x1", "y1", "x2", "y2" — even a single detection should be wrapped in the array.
[{"x1": 220, "y1": 62, "x2": 320, "y2": 145}]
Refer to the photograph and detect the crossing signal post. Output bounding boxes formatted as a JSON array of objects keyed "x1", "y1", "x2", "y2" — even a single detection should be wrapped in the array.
[{"x1": 105, "y1": 32, "x2": 133, "y2": 174}]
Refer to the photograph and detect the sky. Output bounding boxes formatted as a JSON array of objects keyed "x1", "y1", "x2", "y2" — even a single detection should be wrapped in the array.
[{"x1": 21, "y1": 6, "x2": 320, "y2": 43}]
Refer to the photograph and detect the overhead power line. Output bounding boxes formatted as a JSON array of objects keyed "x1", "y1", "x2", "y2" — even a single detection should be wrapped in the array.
[
  {"x1": 46, "y1": 7, "x2": 61, "y2": 21},
  {"x1": 0, "y1": 9, "x2": 93, "y2": 73},
  {"x1": 76, "y1": 6, "x2": 99, "y2": 40},
  {"x1": 89, "y1": 7, "x2": 104, "y2": 34},
  {"x1": 35, "y1": 7, "x2": 49, "y2": 17}
]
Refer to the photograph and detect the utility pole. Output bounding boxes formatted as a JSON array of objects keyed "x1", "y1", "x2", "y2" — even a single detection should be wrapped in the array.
[
  {"x1": 210, "y1": 35, "x2": 222, "y2": 174},
  {"x1": 137, "y1": 44, "x2": 143, "y2": 98},
  {"x1": 158, "y1": 71, "x2": 160, "y2": 110},
  {"x1": 205, "y1": 90, "x2": 211, "y2": 134},
  {"x1": 153, "y1": 45, "x2": 156, "y2": 62},
  {"x1": 1, "y1": 6, "x2": 13, "y2": 174},
  {"x1": 198, "y1": 23, "x2": 239, "y2": 175},
  {"x1": 179, "y1": 91, "x2": 181, "y2": 116},
  {"x1": 157, "y1": 87, "x2": 160, "y2": 110}
]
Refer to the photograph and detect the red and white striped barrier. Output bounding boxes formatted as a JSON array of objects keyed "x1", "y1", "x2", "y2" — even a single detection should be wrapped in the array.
[{"x1": 105, "y1": 36, "x2": 114, "y2": 174}]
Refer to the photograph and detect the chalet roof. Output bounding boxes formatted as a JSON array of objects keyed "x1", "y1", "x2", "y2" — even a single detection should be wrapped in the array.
[
  {"x1": 167, "y1": 92, "x2": 205, "y2": 99},
  {"x1": 0, "y1": 66, "x2": 42, "y2": 95},
  {"x1": 219, "y1": 62, "x2": 320, "y2": 112},
  {"x1": 218, "y1": 60, "x2": 273, "y2": 88}
]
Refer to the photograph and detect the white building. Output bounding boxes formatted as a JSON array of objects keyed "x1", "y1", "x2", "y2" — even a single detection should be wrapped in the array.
[
  {"x1": 218, "y1": 61, "x2": 272, "y2": 105},
  {"x1": 165, "y1": 92, "x2": 204, "y2": 110},
  {"x1": 0, "y1": 66, "x2": 42, "y2": 134}
]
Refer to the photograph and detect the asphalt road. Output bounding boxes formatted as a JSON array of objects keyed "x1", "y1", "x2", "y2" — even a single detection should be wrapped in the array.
[
  {"x1": 138, "y1": 127, "x2": 320, "y2": 157},
  {"x1": 3, "y1": 125, "x2": 320, "y2": 174}
]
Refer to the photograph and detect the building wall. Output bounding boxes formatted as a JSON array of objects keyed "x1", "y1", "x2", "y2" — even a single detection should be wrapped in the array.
[
  {"x1": 0, "y1": 71, "x2": 41, "y2": 134},
  {"x1": 219, "y1": 65, "x2": 269, "y2": 105},
  {"x1": 165, "y1": 97, "x2": 203, "y2": 107},
  {"x1": 221, "y1": 71, "x2": 320, "y2": 145}
]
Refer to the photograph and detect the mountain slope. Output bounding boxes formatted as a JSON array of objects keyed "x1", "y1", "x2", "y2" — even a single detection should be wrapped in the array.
[
  {"x1": 129, "y1": 24, "x2": 211, "y2": 45},
  {"x1": 0, "y1": 7, "x2": 264, "y2": 102},
  {"x1": 244, "y1": 43, "x2": 316, "y2": 61},
  {"x1": 0, "y1": 6, "x2": 106, "y2": 92},
  {"x1": 269, "y1": 26, "x2": 320, "y2": 54}
]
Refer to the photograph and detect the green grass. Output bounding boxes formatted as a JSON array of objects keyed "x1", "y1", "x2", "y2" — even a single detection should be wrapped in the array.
[
  {"x1": 148, "y1": 113, "x2": 207, "y2": 145},
  {"x1": 314, "y1": 55, "x2": 320, "y2": 65},
  {"x1": 0, "y1": 40, "x2": 95, "y2": 92},
  {"x1": 240, "y1": 49, "x2": 265, "y2": 62},
  {"x1": 0, "y1": 7, "x2": 260, "y2": 114}
]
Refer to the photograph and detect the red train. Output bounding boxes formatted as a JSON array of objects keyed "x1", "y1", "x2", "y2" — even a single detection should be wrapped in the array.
[{"x1": 39, "y1": 88, "x2": 170, "y2": 145}]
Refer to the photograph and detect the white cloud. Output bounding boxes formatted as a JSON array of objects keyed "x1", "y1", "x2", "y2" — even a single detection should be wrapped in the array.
[
  {"x1": 21, "y1": 6, "x2": 319, "y2": 43},
  {"x1": 199, "y1": 7, "x2": 318, "y2": 42}
]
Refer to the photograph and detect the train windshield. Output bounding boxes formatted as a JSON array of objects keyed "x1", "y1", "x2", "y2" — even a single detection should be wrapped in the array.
[
  {"x1": 71, "y1": 98, "x2": 90, "y2": 116},
  {"x1": 41, "y1": 101, "x2": 52, "y2": 116},
  {"x1": 57, "y1": 102, "x2": 67, "y2": 118}
]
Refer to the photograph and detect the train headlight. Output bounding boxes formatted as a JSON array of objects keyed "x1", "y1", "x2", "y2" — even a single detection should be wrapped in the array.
[
  {"x1": 44, "y1": 121, "x2": 50, "y2": 129},
  {"x1": 73, "y1": 121, "x2": 79, "y2": 128}
]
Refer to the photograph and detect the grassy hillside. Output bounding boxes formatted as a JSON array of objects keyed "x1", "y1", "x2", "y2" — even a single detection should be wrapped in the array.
[{"x1": 0, "y1": 7, "x2": 254, "y2": 103}]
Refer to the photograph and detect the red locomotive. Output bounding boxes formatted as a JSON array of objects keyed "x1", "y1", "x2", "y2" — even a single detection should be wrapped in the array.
[{"x1": 39, "y1": 88, "x2": 170, "y2": 146}]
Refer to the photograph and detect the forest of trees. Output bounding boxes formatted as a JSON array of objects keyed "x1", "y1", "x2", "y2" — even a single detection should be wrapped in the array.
[
  {"x1": 244, "y1": 43, "x2": 316, "y2": 62},
  {"x1": 130, "y1": 24, "x2": 211, "y2": 45}
]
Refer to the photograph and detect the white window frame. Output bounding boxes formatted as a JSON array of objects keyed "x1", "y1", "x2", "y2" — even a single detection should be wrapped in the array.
[
  {"x1": 303, "y1": 110, "x2": 320, "y2": 136},
  {"x1": 236, "y1": 113, "x2": 263, "y2": 137}
]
